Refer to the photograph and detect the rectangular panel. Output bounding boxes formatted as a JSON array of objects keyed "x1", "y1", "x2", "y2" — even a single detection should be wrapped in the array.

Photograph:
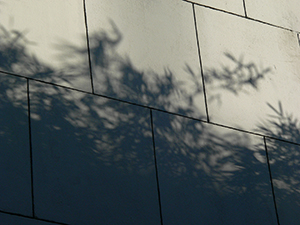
[
  {"x1": 153, "y1": 110, "x2": 277, "y2": 224},
  {"x1": 0, "y1": 0, "x2": 91, "y2": 91},
  {"x1": 193, "y1": 0, "x2": 245, "y2": 15},
  {"x1": 29, "y1": 81, "x2": 160, "y2": 224},
  {"x1": 245, "y1": 0, "x2": 300, "y2": 31},
  {"x1": 0, "y1": 212, "x2": 59, "y2": 225},
  {"x1": 0, "y1": 73, "x2": 32, "y2": 216},
  {"x1": 266, "y1": 138, "x2": 300, "y2": 225},
  {"x1": 195, "y1": 6, "x2": 300, "y2": 140},
  {"x1": 86, "y1": 0, "x2": 206, "y2": 119}
]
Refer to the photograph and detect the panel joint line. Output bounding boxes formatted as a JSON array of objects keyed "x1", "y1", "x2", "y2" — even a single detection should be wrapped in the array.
[
  {"x1": 27, "y1": 79, "x2": 35, "y2": 218},
  {"x1": 83, "y1": 0, "x2": 95, "y2": 94},
  {"x1": 192, "y1": 3, "x2": 210, "y2": 122},
  {"x1": 264, "y1": 137, "x2": 281, "y2": 225},
  {"x1": 297, "y1": 33, "x2": 300, "y2": 46},
  {"x1": 243, "y1": 0, "x2": 248, "y2": 17},
  {"x1": 150, "y1": 110, "x2": 164, "y2": 225}
]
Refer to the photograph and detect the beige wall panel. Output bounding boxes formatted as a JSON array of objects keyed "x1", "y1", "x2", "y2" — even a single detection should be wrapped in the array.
[
  {"x1": 0, "y1": 0, "x2": 91, "y2": 91},
  {"x1": 196, "y1": 6, "x2": 300, "y2": 140},
  {"x1": 86, "y1": 0, "x2": 206, "y2": 119},
  {"x1": 193, "y1": 0, "x2": 245, "y2": 15},
  {"x1": 245, "y1": 0, "x2": 300, "y2": 31}
]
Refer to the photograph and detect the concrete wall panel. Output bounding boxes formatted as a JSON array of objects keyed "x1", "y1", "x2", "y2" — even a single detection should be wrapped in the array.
[
  {"x1": 196, "y1": 6, "x2": 300, "y2": 141},
  {"x1": 0, "y1": 73, "x2": 32, "y2": 216},
  {"x1": 153, "y1": 110, "x2": 277, "y2": 224},
  {"x1": 266, "y1": 138, "x2": 300, "y2": 225},
  {"x1": 245, "y1": 0, "x2": 300, "y2": 31},
  {"x1": 193, "y1": 0, "x2": 245, "y2": 15},
  {"x1": 0, "y1": 0, "x2": 91, "y2": 91},
  {"x1": 86, "y1": 0, "x2": 206, "y2": 119},
  {"x1": 29, "y1": 81, "x2": 160, "y2": 224}
]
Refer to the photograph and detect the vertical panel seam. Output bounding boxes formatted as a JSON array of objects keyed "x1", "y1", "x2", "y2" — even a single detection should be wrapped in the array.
[
  {"x1": 150, "y1": 110, "x2": 164, "y2": 225},
  {"x1": 192, "y1": 3, "x2": 210, "y2": 122},
  {"x1": 264, "y1": 137, "x2": 281, "y2": 225},
  {"x1": 27, "y1": 79, "x2": 35, "y2": 218},
  {"x1": 242, "y1": 0, "x2": 248, "y2": 17},
  {"x1": 83, "y1": 0, "x2": 95, "y2": 94}
]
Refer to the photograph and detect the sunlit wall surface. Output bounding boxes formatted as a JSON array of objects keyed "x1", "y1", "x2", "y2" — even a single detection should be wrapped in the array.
[{"x1": 0, "y1": 0, "x2": 300, "y2": 224}]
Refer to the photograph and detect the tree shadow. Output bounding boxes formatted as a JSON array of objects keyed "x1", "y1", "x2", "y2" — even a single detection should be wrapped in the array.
[{"x1": 0, "y1": 20, "x2": 297, "y2": 224}]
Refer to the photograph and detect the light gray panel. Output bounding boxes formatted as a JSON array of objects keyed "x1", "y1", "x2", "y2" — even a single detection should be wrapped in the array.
[
  {"x1": 30, "y1": 81, "x2": 160, "y2": 225},
  {"x1": 86, "y1": 0, "x2": 206, "y2": 119},
  {"x1": 0, "y1": 73, "x2": 32, "y2": 216},
  {"x1": 0, "y1": 0, "x2": 91, "y2": 92},
  {"x1": 266, "y1": 138, "x2": 300, "y2": 225},
  {"x1": 153, "y1": 111, "x2": 277, "y2": 224},
  {"x1": 245, "y1": 0, "x2": 300, "y2": 31},
  {"x1": 195, "y1": 6, "x2": 300, "y2": 140},
  {"x1": 193, "y1": 0, "x2": 245, "y2": 15}
]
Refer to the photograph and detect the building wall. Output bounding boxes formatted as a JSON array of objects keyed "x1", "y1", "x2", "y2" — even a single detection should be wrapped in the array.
[{"x1": 0, "y1": 0, "x2": 300, "y2": 224}]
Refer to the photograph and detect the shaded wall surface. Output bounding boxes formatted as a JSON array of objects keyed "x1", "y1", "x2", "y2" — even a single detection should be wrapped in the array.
[{"x1": 0, "y1": 0, "x2": 300, "y2": 224}]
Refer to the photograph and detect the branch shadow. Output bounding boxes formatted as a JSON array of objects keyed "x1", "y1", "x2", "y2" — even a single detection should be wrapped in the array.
[
  {"x1": 257, "y1": 102, "x2": 300, "y2": 224},
  {"x1": 0, "y1": 20, "x2": 298, "y2": 224}
]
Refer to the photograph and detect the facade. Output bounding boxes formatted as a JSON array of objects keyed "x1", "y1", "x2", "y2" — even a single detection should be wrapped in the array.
[{"x1": 0, "y1": 0, "x2": 300, "y2": 224}]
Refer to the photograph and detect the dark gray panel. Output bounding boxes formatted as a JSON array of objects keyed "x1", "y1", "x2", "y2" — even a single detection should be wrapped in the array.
[
  {"x1": 0, "y1": 212, "x2": 60, "y2": 225},
  {"x1": 266, "y1": 138, "x2": 300, "y2": 225},
  {"x1": 30, "y1": 81, "x2": 160, "y2": 225},
  {"x1": 153, "y1": 111, "x2": 277, "y2": 225},
  {"x1": 0, "y1": 73, "x2": 32, "y2": 216}
]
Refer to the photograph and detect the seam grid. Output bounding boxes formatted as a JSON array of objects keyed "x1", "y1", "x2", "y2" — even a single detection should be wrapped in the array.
[
  {"x1": 1, "y1": 70, "x2": 300, "y2": 146},
  {"x1": 183, "y1": 0, "x2": 297, "y2": 33}
]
